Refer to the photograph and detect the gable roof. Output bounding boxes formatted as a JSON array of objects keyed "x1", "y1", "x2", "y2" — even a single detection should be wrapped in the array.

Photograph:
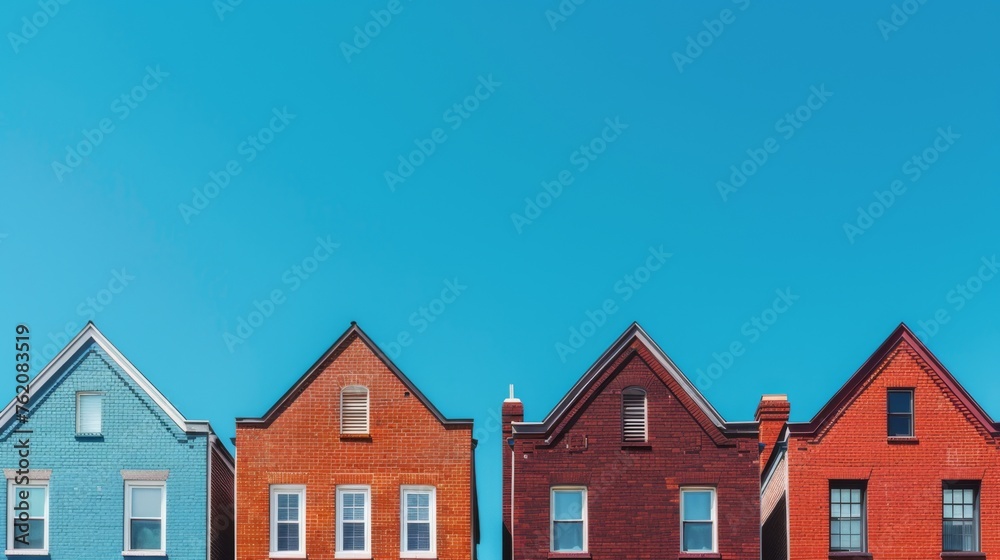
[
  {"x1": 0, "y1": 322, "x2": 214, "y2": 434},
  {"x1": 788, "y1": 323, "x2": 999, "y2": 437},
  {"x1": 512, "y1": 322, "x2": 757, "y2": 439},
  {"x1": 235, "y1": 322, "x2": 473, "y2": 427}
]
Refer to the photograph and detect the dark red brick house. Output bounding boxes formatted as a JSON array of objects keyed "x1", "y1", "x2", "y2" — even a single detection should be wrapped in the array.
[
  {"x1": 502, "y1": 323, "x2": 761, "y2": 560},
  {"x1": 759, "y1": 323, "x2": 1000, "y2": 559}
]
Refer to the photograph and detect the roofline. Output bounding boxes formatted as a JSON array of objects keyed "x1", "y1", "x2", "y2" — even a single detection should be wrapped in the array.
[
  {"x1": 787, "y1": 322, "x2": 999, "y2": 436},
  {"x1": 0, "y1": 322, "x2": 214, "y2": 435},
  {"x1": 235, "y1": 322, "x2": 474, "y2": 427},
  {"x1": 511, "y1": 322, "x2": 750, "y2": 437}
]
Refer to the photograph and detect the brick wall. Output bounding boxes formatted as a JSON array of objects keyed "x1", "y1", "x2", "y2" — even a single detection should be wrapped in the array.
[
  {"x1": 235, "y1": 332, "x2": 475, "y2": 560},
  {"x1": 505, "y1": 341, "x2": 760, "y2": 559},
  {"x1": 0, "y1": 344, "x2": 210, "y2": 560},
  {"x1": 786, "y1": 341, "x2": 1000, "y2": 559}
]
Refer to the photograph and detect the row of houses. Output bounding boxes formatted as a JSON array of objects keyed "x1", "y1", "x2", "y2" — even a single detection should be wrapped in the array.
[{"x1": 2, "y1": 320, "x2": 997, "y2": 559}]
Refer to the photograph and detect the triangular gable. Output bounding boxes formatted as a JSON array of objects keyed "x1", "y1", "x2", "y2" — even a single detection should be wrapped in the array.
[
  {"x1": 512, "y1": 323, "x2": 757, "y2": 442},
  {"x1": 788, "y1": 323, "x2": 999, "y2": 438},
  {"x1": 235, "y1": 322, "x2": 473, "y2": 427},
  {"x1": 0, "y1": 322, "x2": 211, "y2": 434}
]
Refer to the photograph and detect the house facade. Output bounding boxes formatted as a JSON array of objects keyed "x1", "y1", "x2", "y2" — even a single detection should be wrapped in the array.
[
  {"x1": 502, "y1": 323, "x2": 761, "y2": 560},
  {"x1": 759, "y1": 324, "x2": 1000, "y2": 559},
  {"x1": 235, "y1": 322, "x2": 478, "y2": 560},
  {"x1": 0, "y1": 322, "x2": 234, "y2": 560}
]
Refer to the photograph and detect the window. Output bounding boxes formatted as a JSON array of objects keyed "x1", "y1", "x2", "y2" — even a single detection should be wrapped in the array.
[
  {"x1": 887, "y1": 389, "x2": 913, "y2": 437},
  {"x1": 550, "y1": 487, "x2": 586, "y2": 553},
  {"x1": 681, "y1": 488, "x2": 716, "y2": 552},
  {"x1": 125, "y1": 481, "x2": 165, "y2": 554},
  {"x1": 76, "y1": 392, "x2": 102, "y2": 435},
  {"x1": 341, "y1": 386, "x2": 369, "y2": 434},
  {"x1": 336, "y1": 486, "x2": 370, "y2": 558},
  {"x1": 622, "y1": 387, "x2": 647, "y2": 442},
  {"x1": 270, "y1": 485, "x2": 305, "y2": 557},
  {"x1": 6, "y1": 481, "x2": 48, "y2": 553},
  {"x1": 943, "y1": 482, "x2": 979, "y2": 552},
  {"x1": 830, "y1": 483, "x2": 866, "y2": 552},
  {"x1": 401, "y1": 486, "x2": 436, "y2": 557}
]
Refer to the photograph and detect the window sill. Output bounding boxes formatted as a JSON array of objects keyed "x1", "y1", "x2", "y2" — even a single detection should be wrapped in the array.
[
  {"x1": 76, "y1": 433, "x2": 104, "y2": 439},
  {"x1": 339, "y1": 433, "x2": 371, "y2": 441},
  {"x1": 334, "y1": 554, "x2": 371, "y2": 560},
  {"x1": 887, "y1": 436, "x2": 919, "y2": 444},
  {"x1": 829, "y1": 553, "x2": 872, "y2": 560},
  {"x1": 941, "y1": 553, "x2": 985, "y2": 559},
  {"x1": 548, "y1": 553, "x2": 590, "y2": 559},
  {"x1": 269, "y1": 553, "x2": 306, "y2": 559},
  {"x1": 679, "y1": 553, "x2": 721, "y2": 559},
  {"x1": 122, "y1": 552, "x2": 166, "y2": 557},
  {"x1": 621, "y1": 441, "x2": 652, "y2": 449},
  {"x1": 5, "y1": 550, "x2": 48, "y2": 556}
]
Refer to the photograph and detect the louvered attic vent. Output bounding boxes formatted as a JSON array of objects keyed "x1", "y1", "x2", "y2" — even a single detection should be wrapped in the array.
[
  {"x1": 341, "y1": 386, "x2": 369, "y2": 434},
  {"x1": 622, "y1": 388, "x2": 647, "y2": 442}
]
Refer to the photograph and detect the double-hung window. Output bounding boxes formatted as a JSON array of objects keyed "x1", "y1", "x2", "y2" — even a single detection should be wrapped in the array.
[
  {"x1": 270, "y1": 485, "x2": 305, "y2": 557},
  {"x1": 401, "y1": 486, "x2": 436, "y2": 557},
  {"x1": 830, "y1": 483, "x2": 866, "y2": 552},
  {"x1": 680, "y1": 488, "x2": 716, "y2": 552},
  {"x1": 6, "y1": 481, "x2": 48, "y2": 553},
  {"x1": 125, "y1": 481, "x2": 166, "y2": 554},
  {"x1": 550, "y1": 487, "x2": 586, "y2": 553},
  {"x1": 887, "y1": 389, "x2": 914, "y2": 437},
  {"x1": 943, "y1": 482, "x2": 979, "y2": 552},
  {"x1": 336, "y1": 486, "x2": 370, "y2": 558}
]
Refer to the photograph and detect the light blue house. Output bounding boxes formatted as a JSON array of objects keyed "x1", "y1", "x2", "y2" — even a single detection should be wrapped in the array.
[{"x1": 0, "y1": 323, "x2": 233, "y2": 560}]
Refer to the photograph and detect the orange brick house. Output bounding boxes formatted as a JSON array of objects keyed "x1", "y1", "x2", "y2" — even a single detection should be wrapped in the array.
[
  {"x1": 759, "y1": 324, "x2": 1000, "y2": 559},
  {"x1": 235, "y1": 323, "x2": 479, "y2": 560}
]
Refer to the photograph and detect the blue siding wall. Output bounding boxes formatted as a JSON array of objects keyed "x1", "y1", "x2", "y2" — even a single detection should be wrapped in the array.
[{"x1": 0, "y1": 343, "x2": 208, "y2": 560}]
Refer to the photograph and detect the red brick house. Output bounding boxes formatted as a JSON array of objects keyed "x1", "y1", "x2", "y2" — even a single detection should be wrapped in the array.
[
  {"x1": 759, "y1": 323, "x2": 1000, "y2": 559},
  {"x1": 235, "y1": 323, "x2": 479, "y2": 560},
  {"x1": 502, "y1": 323, "x2": 761, "y2": 559}
]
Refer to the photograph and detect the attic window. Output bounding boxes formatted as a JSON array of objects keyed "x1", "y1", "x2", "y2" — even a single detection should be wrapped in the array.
[
  {"x1": 76, "y1": 392, "x2": 103, "y2": 435},
  {"x1": 887, "y1": 389, "x2": 913, "y2": 437},
  {"x1": 622, "y1": 387, "x2": 647, "y2": 442},
  {"x1": 341, "y1": 386, "x2": 369, "y2": 435}
]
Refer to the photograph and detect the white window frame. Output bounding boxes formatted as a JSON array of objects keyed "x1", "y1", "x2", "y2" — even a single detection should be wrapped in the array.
[
  {"x1": 123, "y1": 480, "x2": 166, "y2": 555},
  {"x1": 549, "y1": 486, "x2": 587, "y2": 553},
  {"x1": 76, "y1": 391, "x2": 103, "y2": 435},
  {"x1": 680, "y1": 487, "x2": 718, "y2": 553},
  {"x1": 336, "y1": 485, "x2": 371, "y2": 559},
  {"x1": 340, "y1": 386, "x2": 370, "y2": 435},
  {"x1": 5, "y1": 480, "x2": 49, "y2": 555},
  {"x1": 269, "y1": 485, "x2": 306, "y2": 558},
  {"x1": 400, "y1": 486, "x2": 436, "y2": 558}
]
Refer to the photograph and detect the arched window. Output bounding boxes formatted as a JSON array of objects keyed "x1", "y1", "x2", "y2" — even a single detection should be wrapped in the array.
[
  {"x1": 341, "y1": 386, "x2": 369, "y2": 434},
  {"x1": 622, "y1": 387, "x2": 647, "y2": 442}
]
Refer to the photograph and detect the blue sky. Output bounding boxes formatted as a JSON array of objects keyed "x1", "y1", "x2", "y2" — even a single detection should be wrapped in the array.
[{"x1": 2, "y1": 2, "x2": 998, "y2": 557}]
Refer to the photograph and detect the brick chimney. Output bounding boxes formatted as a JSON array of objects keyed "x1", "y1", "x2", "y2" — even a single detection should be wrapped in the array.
[
  {"x1": 755, "y1": 394, "x2": 790, "y2": 473},
  {"x1": 501, "y1": 385, "x2": 522, "y2": 560}
]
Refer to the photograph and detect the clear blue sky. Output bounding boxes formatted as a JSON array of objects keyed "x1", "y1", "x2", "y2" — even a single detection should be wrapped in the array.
[{"x1": 2, "y1": 2, "x2": 998, "y2": 557}]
